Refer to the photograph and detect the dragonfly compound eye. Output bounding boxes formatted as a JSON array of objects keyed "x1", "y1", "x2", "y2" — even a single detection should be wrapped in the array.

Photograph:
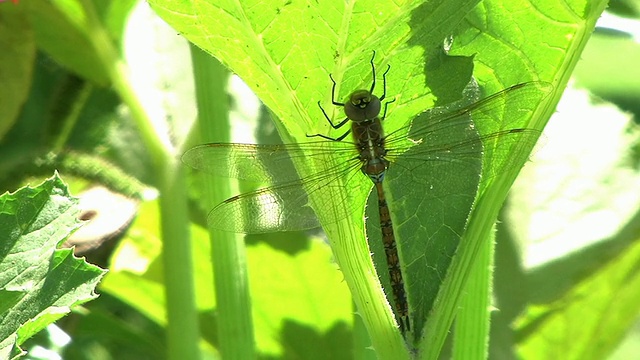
[{"x1": 345, "y1": 90, "x2": 381, "y2": 122}]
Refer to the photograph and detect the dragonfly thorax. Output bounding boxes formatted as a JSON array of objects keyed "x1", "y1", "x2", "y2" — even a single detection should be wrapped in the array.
[
  {"x1": 344, "y1": 90, "x2": 381, "y2": 122},
  {"x1": 352, "y1": 117, "x2": 389, "y2": 184}
]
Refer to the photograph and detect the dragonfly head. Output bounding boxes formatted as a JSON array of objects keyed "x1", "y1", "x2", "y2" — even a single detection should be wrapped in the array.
[{"x1": 345, "y1": 90, "x2": 381, "y2": 122}]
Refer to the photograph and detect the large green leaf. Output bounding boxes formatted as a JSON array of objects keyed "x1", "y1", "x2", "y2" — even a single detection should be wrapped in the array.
[
  {"x1": 147, "y1": 0, "x2": 604, "y2": 357},
  {"x1": 366, "y1": 81, "x2": 552, "y2": 347}
]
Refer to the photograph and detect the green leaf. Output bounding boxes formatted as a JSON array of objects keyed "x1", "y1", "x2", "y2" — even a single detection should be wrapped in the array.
[
  {"x1": 0, "y1": 174, "x2": 106, "y2": 359},
  {"x1": 245, "y1": 236, "x2": 352, "y2": 359},
  {"x1": 574, "y1": 30, "x2": 640, "y2": 112},
  {"x1": 101, "y1": 199, "x2": 352, "y2": 358},
  {"x1": 515, "y1": 236, "x2": 640, "y2": 360}
]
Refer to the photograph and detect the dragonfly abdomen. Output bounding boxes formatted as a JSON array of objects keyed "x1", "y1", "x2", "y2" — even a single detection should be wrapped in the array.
[{"x1": 375, "y1": 182, "x2": 410, "y2": 332}]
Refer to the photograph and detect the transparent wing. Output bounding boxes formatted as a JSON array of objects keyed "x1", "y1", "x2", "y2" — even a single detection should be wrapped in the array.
[
  {"x1": 183, "y1": 81, "x2": 551, "y2": 233},
  {"x1": 182, "y1": 140, "x2": 359, "y2": 183},
  {"x1": 184, "y1": 141, "x2": 368, "y2": 232},
  {"x1": 384, "y1": 81, "x2": 550, "y2": 181},
  {"x1": 386, "y1": 81, "x2": 550, "y2": 144}
]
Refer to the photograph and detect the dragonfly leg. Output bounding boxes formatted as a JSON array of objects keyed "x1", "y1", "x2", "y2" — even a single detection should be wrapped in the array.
[
  {"x1": 369, "y1": 50, "x2": 391, "y2": 101},
  {"x1": 317, "y1": 101, "x2": 350, "y2": 129},
  {"x1": 368, "y1": 50, "x2": 377, "y2": 94},
  {"x1": 306, "y1": 129, "x2": 351, "y2": 142},
  {"x1": 329, "y1": 74, "x2": 345, "y2": 107},
  {"x1": 369, "y1": 49, "x2": 392, "y2": 101},
  {"x1": 379, "y1": 63, "x2": 391, "y2": 101},
  {"x1": 381, "y1": 98, "x2": 396, "y2": 121}
]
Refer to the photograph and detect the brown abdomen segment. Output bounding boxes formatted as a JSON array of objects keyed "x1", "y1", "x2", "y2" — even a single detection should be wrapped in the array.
[{"x1": 375, "y1": 182, "x2": 410, "y2": 332}]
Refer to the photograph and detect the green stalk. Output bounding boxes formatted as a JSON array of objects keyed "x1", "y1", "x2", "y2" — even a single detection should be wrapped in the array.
[
  {"x1": 353, "y1": 302, "x2": 377, "y2": 360},
  {"x1": 158, "y1": 162, "x2": 201, "y2": 360},
  {"x1": 78, "y1": 0, "x2": 168, "y2": 167},
  {"x1": 189, "y1": 45, "x2": 256, "y2": 359},
  {"x1": 453, "y1": 227, "x2": 495, "y2": 359},
  {"x1": 79, "y1": 1, "x2": 200, "y2": 358},
  {"x1": 324, "y1": 220, "x2": 409, "y2": 359}
]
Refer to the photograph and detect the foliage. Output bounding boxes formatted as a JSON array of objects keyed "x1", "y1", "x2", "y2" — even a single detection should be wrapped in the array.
[
  {"x1": 2, "y1": 0, "x2": 639, "y2": 359},
  {"x1": 0, "y1": 174, "x2": 105, "y2": 359}
]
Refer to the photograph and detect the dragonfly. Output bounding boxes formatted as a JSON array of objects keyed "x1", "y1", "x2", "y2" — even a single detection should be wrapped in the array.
[{"x1": 183, "y1": 52, "x2": 549, "y2": 335}]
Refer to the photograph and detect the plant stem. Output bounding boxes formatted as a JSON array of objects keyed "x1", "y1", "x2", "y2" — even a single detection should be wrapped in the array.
[
  {"x1": 189, "y1": 44, "x2": 256, "y2": 359},
  {"x1": 453, "y1": 226, "x2": 494, "y2": 359},
  {"x1": 159, "y1": 162, "x2": 201, "y2": 360},
  {"x1": 79, "y1": 1, "x2": 201, "y2": 358}
]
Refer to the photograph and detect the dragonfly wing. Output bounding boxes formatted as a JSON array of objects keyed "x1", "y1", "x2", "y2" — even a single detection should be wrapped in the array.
[
  {"x1": 386, "y1": 107, "x2": 483, "y2": 190},
  {"x1": 208, "y1": 182, "x2": 321, "y2": 233},
  {"x1": 207, "y1": 160, "x2": 368, "y2": 233},
  {"x1": 387, "y1": 81, "x2": 551, "y2": 144},
  {"x1": 391, "y1": 129, "x2": 541, "y2": 176},
  {"x1": 386, "y1": 81, "x2": 549, "y2": 183},
  {"x1": 183, "y1": 141, "x2": 354, "y2": 184},
  {"x1": 183, "y1": 143, "x2": 304, "y2": 183}
]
